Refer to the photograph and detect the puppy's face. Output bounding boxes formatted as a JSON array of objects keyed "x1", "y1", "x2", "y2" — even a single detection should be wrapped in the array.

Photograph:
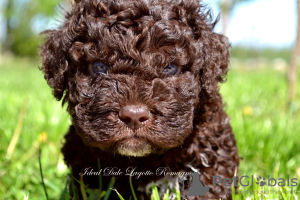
[
  {"x1": 41, "y1": 0, "x2": 229, "y2": 157},
  {"x1": 69, "y1": 63, "x2": 200, "y2": 157},
  {"x1": 67, "y1": 26, "x2": 201, "y2": 157}
]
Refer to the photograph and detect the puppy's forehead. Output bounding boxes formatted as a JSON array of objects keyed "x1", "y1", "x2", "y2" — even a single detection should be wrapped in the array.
[{"x1": 72, "y1": 0, "x2": 199, "y2": 67}]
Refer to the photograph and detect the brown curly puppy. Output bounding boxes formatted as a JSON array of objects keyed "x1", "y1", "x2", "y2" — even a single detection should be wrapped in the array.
[{"x1": 41, "y1": 0, "x2": 239, "y2": 199}]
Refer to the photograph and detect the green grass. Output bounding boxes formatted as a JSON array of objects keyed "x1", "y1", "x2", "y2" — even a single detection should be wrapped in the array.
[
  {"x1": 0, "y1": 57, "x2": 299, "y2": 199},
  {"x1": 0, "y1": 57, "x2": 70, "y2": 199},
  {"x1": 220, "y1": 63, "x2": 300, "y2": 199},
  {"x1": 221, "y1": 66, "x2": 300, "y2": 179}
]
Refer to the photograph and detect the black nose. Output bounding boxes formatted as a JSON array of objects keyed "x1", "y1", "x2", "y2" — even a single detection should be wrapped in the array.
[{"x1": 119, "y1": 105, "x2": 150, "y2": 130}]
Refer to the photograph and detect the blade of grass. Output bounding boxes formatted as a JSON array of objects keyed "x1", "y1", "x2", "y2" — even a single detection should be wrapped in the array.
[
  {"x1": 6, "y1": 99, "x2": 27, "y2": 160},
  {"x1": 174, "y1": 188, "x2": 181, "y2": 200},
  {"x1": 231, "y1": 181, "x2": 237, "y2": 200},
  {"x1": 99, "y1": 191, "x2": 106, "y2": 199},
  {"x1": 70, "y1": 174, "x2": 80, "y2": 199},
  {"x1": 39, "y1": 146, "x2": 50, "y2": 200},
  {"x1": 174, "y1": 179, "x2": 181, "y2": 200},
  {"x1": 23, "y1": 193, "x2": 29, "y2": 200},
  {"x1": 111, "y1": 188, "x2": 125, "y2": 200},
  {"x1": 86, "y1": 189, "x2": 102, "y2": 200},
  {"x1": 163, "y1": 189, "x2": 169, "y2": 200},
  {"x1": 80, "y1": 175, "x2": 88, "y2": 200},
  {"x1": 279, "y1": 186, "x2": 288, "y2": 200},
  {"x1": 103, "y1": 177, "x2": 115, "y2": 200},
  {"x1": 151, "y1": 184, "x2": 160, "y2": 200},
  {"x1": 60, "y1": 176, "x2": 70, "y2": 200},
  {"x1": 129, "y1": 174, "x2": 138, "y2": 200}
]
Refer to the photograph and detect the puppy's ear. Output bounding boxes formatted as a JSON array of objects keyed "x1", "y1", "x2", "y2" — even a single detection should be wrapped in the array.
[
  {"x1": 40, "y1": 30, "x2": 69, "y2": 101},
  {"x1": 182, "y1": 1, "x2": 230, "y2": 98},
  {"x1": 199, "y1": 32, "x2": 230, "y2": 97}
]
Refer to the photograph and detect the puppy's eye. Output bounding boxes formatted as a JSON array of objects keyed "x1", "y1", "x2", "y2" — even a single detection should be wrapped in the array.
[
  {"x1": 92, "y1": 62, "x2": 108, "y2": 75},
  {"x1": 162, "y1": 64, "x2": 178, "y2": 76}
]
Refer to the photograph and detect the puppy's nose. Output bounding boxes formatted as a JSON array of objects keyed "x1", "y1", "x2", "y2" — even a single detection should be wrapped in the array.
[{"x1": 119, "y1": 106, "x2": 150, "y2": 130}]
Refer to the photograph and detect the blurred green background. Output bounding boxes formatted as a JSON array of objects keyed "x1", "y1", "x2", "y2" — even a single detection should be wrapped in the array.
[{"x1": 0, "y1": 0, "x2": 299, "y2": 199}]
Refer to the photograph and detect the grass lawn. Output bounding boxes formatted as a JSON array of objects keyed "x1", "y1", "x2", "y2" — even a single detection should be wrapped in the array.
[{"x1": 0, "y1": 57, "x2": 299, "y2": 199}]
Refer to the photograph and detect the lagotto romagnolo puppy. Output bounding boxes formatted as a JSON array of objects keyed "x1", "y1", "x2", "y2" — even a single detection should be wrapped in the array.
[{"x1": 40, "y1": 0, "x2": 239, "y2": 199}]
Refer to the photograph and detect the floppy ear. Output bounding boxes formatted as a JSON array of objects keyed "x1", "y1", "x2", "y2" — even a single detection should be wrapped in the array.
[
  {"x1": 40, "y1": 1, "x2": 93, "y2": 101},
  {"x1": 40, "y1": 30, "x2": 70, "y2": 101},
  {"x1": 199, "y1": 31, "x2": 230, "y2": 98},
  {"x1": 180, "y1": 1, "x2": 230, "y2": 98}
]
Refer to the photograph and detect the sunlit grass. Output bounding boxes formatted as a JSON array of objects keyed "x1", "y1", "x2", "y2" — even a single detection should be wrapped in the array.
[
  {"x1": 0, "y1": 57, "x2": 299, "y2": 199},
  {"x1": 221, "y1": 66, "x2": 300, "y2": 183},
  {"x1": 0, "y1": 57, "x2": 70, "y2": 199}
]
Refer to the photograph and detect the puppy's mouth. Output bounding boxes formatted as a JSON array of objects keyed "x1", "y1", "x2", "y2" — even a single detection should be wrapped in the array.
[{"x1": 115, "y1": 136, "x2": 153, "y2": 157}]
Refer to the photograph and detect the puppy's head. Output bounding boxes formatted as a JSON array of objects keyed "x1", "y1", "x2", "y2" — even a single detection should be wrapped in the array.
[{"x1": 41, "y1": 0, "x2": 229, "y2": 157}]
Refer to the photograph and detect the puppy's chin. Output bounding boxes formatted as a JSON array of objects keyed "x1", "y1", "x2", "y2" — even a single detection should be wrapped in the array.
[{"x1": 116, "y1": 137, "x2": 152, "y2": 157}]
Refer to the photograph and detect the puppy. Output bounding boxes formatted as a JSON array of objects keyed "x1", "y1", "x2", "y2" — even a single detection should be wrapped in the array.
[{"x1": 40, "y1": 0, "x2": 239, "y2": 199}]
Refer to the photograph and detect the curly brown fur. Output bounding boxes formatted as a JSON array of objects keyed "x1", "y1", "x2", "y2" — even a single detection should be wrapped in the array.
[{"x1": 40, "y1": 0, "x2": 239, "y2": 199}]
